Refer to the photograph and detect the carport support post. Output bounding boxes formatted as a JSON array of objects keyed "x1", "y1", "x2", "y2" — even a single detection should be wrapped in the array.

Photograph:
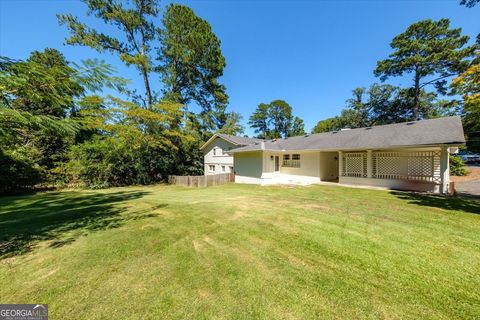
[
  {"x1": 338, "y1": 151, "x2": 343, "y2": 178},
  {"x1": 367, "y1": 150, "x2": 373, "y2": 178},
  {"x1": 440, "y1": 146, "x2": 449, "y2": 194}
]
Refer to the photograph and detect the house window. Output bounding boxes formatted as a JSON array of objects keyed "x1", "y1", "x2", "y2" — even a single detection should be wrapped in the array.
[
  {"x1": 229, "y1": 166, "x2": 234, "y2": 173},
  {"x1": 283, "y1": 154, "x2": 300, "y2": 168},
  {"x1": 221, "y1": 165, "x2": 226, "y2": 172},
  {"x1": 209, "y1": 165, "x2": 215, "y2": 172},
  {"x1": 213, "y1": 148, "x2": 222, "y2": 156}
]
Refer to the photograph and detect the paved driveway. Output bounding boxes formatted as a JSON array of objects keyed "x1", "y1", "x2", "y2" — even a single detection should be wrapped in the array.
[
  {"x1": 456, "y1": 180, "x2": 480, "y2": 198},
  {"x1": 454, "y1": 165, "x2": 480, "y2": 198}
]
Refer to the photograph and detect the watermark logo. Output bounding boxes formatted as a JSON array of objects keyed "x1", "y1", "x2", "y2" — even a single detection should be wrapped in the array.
[{"x1": 0, "y1": 304, "x2": 48, "y2": 320}]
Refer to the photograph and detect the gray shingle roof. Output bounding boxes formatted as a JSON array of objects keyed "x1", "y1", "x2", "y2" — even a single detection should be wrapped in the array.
[
  {"x1": 216, "y1": 134, "x2": 263, "y2": 146},
  {"x1": 200, "y1": 133, "x2": 263, "y2": 150},
  {"x1": 229, "y1": 116, "x2": 465, "y2": 153}
]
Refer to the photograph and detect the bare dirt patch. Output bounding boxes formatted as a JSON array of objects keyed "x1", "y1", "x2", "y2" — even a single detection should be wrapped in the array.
[
  {"x1": 197, "y1": 289, "x2": 211, "y2": 300},
  {"x1": 192, "y1": 240, "x2": 204, "y2": 253},
  {"x1": 296, "y1": 203, "x2": 340, "y2": 213},
  {"x1": 230, "y1": 211, "x2": 246, "y2": 220}
]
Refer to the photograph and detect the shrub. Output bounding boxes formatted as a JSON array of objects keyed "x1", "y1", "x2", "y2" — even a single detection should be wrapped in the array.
[
  {"x1": 449, "y1": 155, "x2": 467, "y2": 176},
  {"x1": 0, "y1": 150, "x2": 42, "y2": 194},
  {"x1": 62, "y1": 136, "x2": 178, "y2": 188}
]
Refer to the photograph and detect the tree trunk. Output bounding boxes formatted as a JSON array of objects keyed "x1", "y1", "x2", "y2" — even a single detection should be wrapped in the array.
[
  {"x1": 142, "y1": 69, "x2": 153, "y2": 110},
  {"x1": 413, "y1": 67, "x2": 420, "y2": 120}
]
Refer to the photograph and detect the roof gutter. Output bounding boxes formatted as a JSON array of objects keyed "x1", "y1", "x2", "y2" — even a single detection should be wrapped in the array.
[{"x1": 228, "y1": 142, "x2": 465, "y2": 153}]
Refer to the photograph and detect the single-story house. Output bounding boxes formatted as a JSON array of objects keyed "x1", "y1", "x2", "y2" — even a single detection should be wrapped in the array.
[
  {"x1": 200, "y1": 133, "x2": 262, "y2": 175},
  {"x1": 227, "y1": 116, "x2": 465, "y2": 194}
]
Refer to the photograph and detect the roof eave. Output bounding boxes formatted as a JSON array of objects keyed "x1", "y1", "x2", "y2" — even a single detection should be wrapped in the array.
[
  {"x1": 200, "y1": 133, "x2": 241, "y2": 150},
  {"x1": 228, "y1": 141, "x2": 465, "y2": 154}
]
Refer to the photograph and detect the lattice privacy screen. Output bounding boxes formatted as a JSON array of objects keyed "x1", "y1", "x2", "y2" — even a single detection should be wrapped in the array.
[
  {"x1": 342, "y1": 152, "x2": 367, "y2": 177},
  {"x1": 342, "y1": 150, "x2": 441, "y2": 183}
]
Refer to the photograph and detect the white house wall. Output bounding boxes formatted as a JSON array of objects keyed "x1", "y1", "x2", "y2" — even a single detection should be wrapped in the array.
[
  {"x1": 339, "y1": 176, "x2": 440, "y2": 193},
  {"x1": 203, "y1": 138, "x2": 236, "y2": 175},
  {"x1": 236, "y1": 151, "x2": 324, "y2": 185},
  {"x1": 319, "y1": 152, "x2": 338, "y2": 181},
  {"x1": 234, "y1": 151, "x2": 263, "y2": 183},
  {"x1": 280, "y1": 151, "x2": 320, "y2": 178},
  {"x1": 233, "y1": 146, "x2": 451, "y2": 193},
  {"x1": 262, "y1": 152, "x2": 276, "y2": 174}
]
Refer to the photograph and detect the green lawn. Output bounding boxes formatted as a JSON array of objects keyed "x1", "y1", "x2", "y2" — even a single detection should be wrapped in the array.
[{"x1": 1, "y1": 184, "x2": 479, "y2": 319}]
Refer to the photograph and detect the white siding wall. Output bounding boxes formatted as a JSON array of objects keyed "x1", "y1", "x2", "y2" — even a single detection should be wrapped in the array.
[
  {"x1": 232, "y1": 147, "x2": 450, "y2": 193},
  {"x1": 319, "y1": 152, "x2": 338, "y2": 181},
  {"x1": 203, "y1": 138, "x2": 236, "y2": 175},
  {"x1": 262, "y1": 151, "x2": 277, "y2": 174},
  {"x1": 236, "y1": 151, "x2": 322, "y2": 185},
  {"x1": 280, "y1": 151, "x2": 320, "y2": 177},
  {"x1": 339, "y1": 177, "x2": 441, "y2": 193},
  {"x1": 234, "y1": 151, "x2": 264, "y2": 183}
]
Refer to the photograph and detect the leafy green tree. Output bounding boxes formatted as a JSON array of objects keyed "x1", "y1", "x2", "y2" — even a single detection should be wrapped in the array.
[
  {"x1": 63, "y1": 97, "x2": 192, "y2": 187},
  {"x1": 0, "y1": 49, "x2": 122, "y2": 189},
  {"x1": 0, "y1": 148, "x2": 42, "y2": 195},
  {"x1": 1, "y1": 49, "x2": 84, "y2": 117},
  {"x1": 59, "y1": 1, "x2": 238, "y2": 176},
  {"x1": 58, "y1": 0, "x2": 159, "y2": 109},
  {"x1": 155, "y1": 3, "x2": 236, "y2": 174},
  {"x1": 0, "y1": 50, "x2": 84, "y2": 179},
  {"x1": 460, "y1": 0, "x2": 479, "y2": 7},
  {"x1": 375, "y1": 19, "x2": 474, "y2": 119},
  {"x1": 249, "y1": 100, "x2": 304, "y2": 138},
  {"x1": 451, "y1": 36, "x2": 480, "y2": 151},
  {"x1": 343, "y1": 87, "x2": 371, "y2": 127},
  {"x1": 157, "y1": 3, "x2": 228, "y2": 132},
  {"x1": 312, "y1": 83, "x2": 457, "y2": 133},
  {"x1": 289, "y1": 116, "x2": 305, "y2": 136},
  {"x1": 268, "y1": 100, "x2": 293, "y2": 138},
  {"x1": 217, "y1": 112, "x2": 244, "y2": 135},
  {"x1": 312, "y1": 117, "x2": 340, "y2": 133},
  {"x1": 248, "y1": 103, "x2": 271, "y2": 139}
]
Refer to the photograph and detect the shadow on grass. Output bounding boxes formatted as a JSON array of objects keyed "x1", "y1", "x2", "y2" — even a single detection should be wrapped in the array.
[
  {"x1": 391, "y1": 191, "x2": 480, "y2": 215},
  {"x1": 0, "y1": 190, "x2": 164, "y2": 259}
]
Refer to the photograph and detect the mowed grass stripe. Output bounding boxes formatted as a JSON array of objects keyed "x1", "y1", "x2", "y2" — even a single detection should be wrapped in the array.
[{"x1": 0, "y1": 184, "x2": 479, "y2": 319}]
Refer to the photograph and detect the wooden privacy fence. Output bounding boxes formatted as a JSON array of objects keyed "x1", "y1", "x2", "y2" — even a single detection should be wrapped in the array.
[{"x1": 168, "y1": 173, "x2": 234, "y2": 187}]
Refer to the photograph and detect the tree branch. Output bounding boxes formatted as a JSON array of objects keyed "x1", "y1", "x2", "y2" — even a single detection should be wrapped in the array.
[{"x1": 419, "y1": 73, "x2": 456, "y2": 89}]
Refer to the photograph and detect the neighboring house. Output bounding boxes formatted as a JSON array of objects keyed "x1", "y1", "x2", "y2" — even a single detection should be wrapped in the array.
[
  {"x1": 200, "y1": 133, "x2": 262, "y2": 175},
  {"x1": 227, "y1": 116, "x2": 465, "y2": 194}
]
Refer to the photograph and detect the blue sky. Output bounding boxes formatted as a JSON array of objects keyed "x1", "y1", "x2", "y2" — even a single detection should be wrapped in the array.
[{"x1": 0, "y1": 0, "x2": 478, "y2": 135}]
